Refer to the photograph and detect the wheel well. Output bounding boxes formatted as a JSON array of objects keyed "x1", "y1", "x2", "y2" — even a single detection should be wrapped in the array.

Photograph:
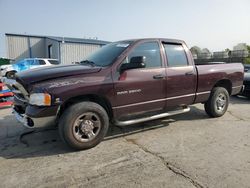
[
  {"x1": 214, "y1": 79, "x2": 232, "y2": 95},
  {"x1": 58, "y1": 94, "x2": 113, "y2": 119},
  {"x1": 5, "y1": 70, "x2": 17, "y2": 76}
]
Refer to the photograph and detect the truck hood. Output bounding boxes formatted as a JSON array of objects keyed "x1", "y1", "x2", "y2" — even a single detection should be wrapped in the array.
[{"x1": 16, "y1": 64, "x2": 102, "y2": 85}]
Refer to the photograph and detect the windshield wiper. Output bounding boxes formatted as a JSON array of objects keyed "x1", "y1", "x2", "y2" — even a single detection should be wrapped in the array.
[{"x1": 80, "y1": 60, "x2": 96, "y2": 67}]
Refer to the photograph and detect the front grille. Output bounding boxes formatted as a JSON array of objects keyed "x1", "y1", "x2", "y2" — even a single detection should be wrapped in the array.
[
  {"x1": 14, "y1": 105, "x2": 25, "y2": 114},
  {"x1": 14, "y1": 93, "x2": 26, "y2": 101},
  {"x1": 3, "y1": 78, "x2": 29, "y2": 102},
  {"x1": 11, "y1": 85, "x2": 25, "y2": 99}
]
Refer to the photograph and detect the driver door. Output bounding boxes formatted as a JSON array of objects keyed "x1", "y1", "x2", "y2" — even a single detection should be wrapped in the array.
[{"x1": 112, "y1": 41, "x2": 166, "y2": 120}]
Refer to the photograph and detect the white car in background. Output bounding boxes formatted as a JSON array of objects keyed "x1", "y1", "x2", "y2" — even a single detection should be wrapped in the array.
[{"x1": 0, "y1": 58, "x2": 60, "y2": 78}]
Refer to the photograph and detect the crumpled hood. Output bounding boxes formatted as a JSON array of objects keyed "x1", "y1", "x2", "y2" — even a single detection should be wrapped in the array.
[{"x1": 16, "y1": 64, "x2": 102, "y2": 86}]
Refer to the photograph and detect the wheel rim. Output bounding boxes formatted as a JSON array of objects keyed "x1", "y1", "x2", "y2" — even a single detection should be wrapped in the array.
[
  {"x1": 8, "y1": 73, "x2": 15, "y2": 79},
  {"x1": 216, "y1": 93, "x2": 227, "y2": 112},
  {"x1": 72, "y1": 112, "x2": 101, "y2": 142}
]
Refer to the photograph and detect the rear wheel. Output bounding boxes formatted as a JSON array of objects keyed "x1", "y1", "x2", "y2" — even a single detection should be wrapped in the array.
[
  {"x1": 204, "y1": 87, "x2": 229, "y2": 117},
  {"x1": 59, "y1": 102, "x2": 109, "y2": 150}
]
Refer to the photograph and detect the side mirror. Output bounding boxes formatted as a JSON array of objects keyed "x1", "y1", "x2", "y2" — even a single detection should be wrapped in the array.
[{"x1": 120, "y1": 56, "x2": 146, "y2": 72}]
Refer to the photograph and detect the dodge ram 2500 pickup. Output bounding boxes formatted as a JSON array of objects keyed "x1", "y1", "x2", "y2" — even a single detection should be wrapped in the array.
[{"x1": 3, "y1": 38, "x2": 244, "y2": 150}]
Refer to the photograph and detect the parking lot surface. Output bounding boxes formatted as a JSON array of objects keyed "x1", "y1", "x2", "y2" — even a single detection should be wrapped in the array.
[{"x1": 0, "y1": 96, "x2": 249, "y2": 188}]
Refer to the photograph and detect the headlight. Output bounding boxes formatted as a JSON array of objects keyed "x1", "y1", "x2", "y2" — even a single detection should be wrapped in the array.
[{"x1": 29, "y1": 93, "x2": 51, "y2": 106}]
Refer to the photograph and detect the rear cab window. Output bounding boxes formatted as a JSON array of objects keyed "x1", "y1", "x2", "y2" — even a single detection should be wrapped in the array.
[{"x1": 163, "y1": 43, "x2": 188, "y2": 67}]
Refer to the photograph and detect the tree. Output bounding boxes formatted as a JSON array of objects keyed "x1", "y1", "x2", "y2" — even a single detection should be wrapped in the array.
[
  {"x1": 190, "y1": 46, "x2": 202, "y2": 56},
  {"x1": 200, "y1": 48, "x2": 212, "y2": 59},
  {"x1": 233, "y1": 43, "x2": 247, "y2": 51},
  {"x1": 201, "y1": 48, "x2": 211, "y2": 53},
  {"x1": 244, "y1": 45, "x2": 250, "y2": 64},
  {"x1": 247, "y1": 45, "x2": 250, "y2": 52}
]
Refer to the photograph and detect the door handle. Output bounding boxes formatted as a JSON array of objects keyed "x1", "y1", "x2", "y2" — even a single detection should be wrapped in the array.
[
  {"x1": 153, "y1": 74, "x2": 164, "y2": 79},
  {"x1": 185, "y1": 71, "x2": 194, "y2": 76}
]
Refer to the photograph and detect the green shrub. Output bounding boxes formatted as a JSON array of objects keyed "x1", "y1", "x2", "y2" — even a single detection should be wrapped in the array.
[
  {"x1": 0, "y1": 58, "x2": 10, "y2": 66},
  {"x1": 244, "y1": 57, "x2": 250, "y2": 64}
]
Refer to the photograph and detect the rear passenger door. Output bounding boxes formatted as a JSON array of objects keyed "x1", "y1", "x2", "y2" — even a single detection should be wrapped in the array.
[{"x1": 163, "y1": 43, "x2": 197, "y2": 109}]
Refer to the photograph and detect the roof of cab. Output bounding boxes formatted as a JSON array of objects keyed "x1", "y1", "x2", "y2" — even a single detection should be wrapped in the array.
[{"x1": 118, "y1": 38, "x2": 185, "y2": 44}]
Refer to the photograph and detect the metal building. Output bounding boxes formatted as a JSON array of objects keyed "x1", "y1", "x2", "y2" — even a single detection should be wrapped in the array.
[{"x1": 6, "y1": 33, "x2": 109, "y2": 64}]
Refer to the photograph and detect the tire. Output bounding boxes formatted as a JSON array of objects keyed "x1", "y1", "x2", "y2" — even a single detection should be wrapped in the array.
[
  {"x1": 6, "y1": 71, "x2": 16, "y2": 79},
  {"x1": 204, "y1": 87, "x2": 229, "y2": 118},
  {"x1": 59, "y1": 101, "x2": 109, "y2": 150}
]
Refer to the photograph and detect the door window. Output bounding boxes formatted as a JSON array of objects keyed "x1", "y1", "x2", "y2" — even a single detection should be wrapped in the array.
[
  {"x1": 38, "y1": 60, "x2": 46, "y2": 65},
  {"x1": 28, "y1": 60, "x2": 39, "y2": 66},
  {"x1": 164, "y1": 44, "x2": 188, "y2": 67},
  {"x1": 124, "y1": 42, "x2": 162, "y2": 68}
]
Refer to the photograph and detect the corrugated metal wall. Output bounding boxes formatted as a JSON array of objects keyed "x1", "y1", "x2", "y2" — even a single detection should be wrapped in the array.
[
  {"x1": 30, "y1": 37, "x2": 46, "y2": 58},
  {"x1": 60, "y1": 42, "x2": 101, "y2": 64},
  {"x1": 6, "y1": 35, "x2": 46, "y2": 62},
  {"x1": 6, "y1": 34, "x2": 105, "y2": 64},
  {"x1": 7, "y1": 35, "x2": 29, "y2": 61}
]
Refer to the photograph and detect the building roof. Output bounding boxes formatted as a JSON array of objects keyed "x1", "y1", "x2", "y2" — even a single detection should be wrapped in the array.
[{"x1": 5, "y1": 33, "x2": 110, "y2": 45}]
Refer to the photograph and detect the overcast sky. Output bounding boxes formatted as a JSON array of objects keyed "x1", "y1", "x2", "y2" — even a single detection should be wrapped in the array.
[{"x1": 0, "y1": 0, "x2": 250, "y2": 57}]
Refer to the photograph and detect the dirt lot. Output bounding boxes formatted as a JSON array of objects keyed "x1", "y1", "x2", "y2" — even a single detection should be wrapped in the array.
[{"x1": 0, "y1": 96, "x2": 249, "y2": 188}]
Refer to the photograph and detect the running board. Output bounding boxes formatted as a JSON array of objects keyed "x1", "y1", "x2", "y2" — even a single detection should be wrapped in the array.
[{"x1": 114, "y1": 106, "x2": 190, "y2": 126}]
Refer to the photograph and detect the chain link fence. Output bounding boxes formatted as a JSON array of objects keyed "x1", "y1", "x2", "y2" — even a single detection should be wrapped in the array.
[{"x1": 193, "y1": 50, "x2": 249, "y2": 64}]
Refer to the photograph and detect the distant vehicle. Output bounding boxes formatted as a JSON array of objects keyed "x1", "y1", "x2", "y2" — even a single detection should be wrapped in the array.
[
  {"x1": 0, "y1": 58, "x2": 59, "y2": 79},
  {"x1": 240, "y1": 64, "x2": 250, "y2": 98}
]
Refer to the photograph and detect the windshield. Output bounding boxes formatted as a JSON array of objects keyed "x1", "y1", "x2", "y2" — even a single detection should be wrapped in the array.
[{"x1": 81, "y1": 41, "x2": 133, "y2": 67}]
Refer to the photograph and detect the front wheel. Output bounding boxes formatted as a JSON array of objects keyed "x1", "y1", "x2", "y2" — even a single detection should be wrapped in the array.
[
  {"x1": 204, "y1": 87, "x2": 229, "y2": 117},
  {"x1": 6, "y1": 71, "x2": 16, "y2": 79},
  {"x1": 59, "y1": 102, "x2": 109, "y2": 150}
]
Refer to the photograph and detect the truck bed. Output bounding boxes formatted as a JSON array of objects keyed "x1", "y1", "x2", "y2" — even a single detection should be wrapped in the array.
[{"x1": 194, "y1": 62, "x2": 244, "y2": 103}]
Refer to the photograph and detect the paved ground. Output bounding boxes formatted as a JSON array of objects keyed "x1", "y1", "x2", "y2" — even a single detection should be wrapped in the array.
[{"x1": 0, "y1": 96, "x2": 249, "y2": 188}]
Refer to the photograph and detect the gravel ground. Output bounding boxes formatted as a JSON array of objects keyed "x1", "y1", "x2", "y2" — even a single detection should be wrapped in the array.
[{"x1": 0, "y1": 96, "x2": 249, "y2": 188}]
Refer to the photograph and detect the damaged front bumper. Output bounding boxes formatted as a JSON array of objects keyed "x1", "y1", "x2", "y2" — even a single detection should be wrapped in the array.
[
  {"x1": 13, "y1": 95, "x2": 59, "y2": 129},
  {"x1": 13, "y1": 108, "x2": 57, "y2": 128},
  {"x1": 2, "y1": 77, "x2": 59, "y2": 128}
]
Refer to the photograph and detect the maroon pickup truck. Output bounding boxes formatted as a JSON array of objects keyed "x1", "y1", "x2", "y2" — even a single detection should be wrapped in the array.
[{"x1": 3, "y1": 38, "x2": 244, "y2": 150}]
